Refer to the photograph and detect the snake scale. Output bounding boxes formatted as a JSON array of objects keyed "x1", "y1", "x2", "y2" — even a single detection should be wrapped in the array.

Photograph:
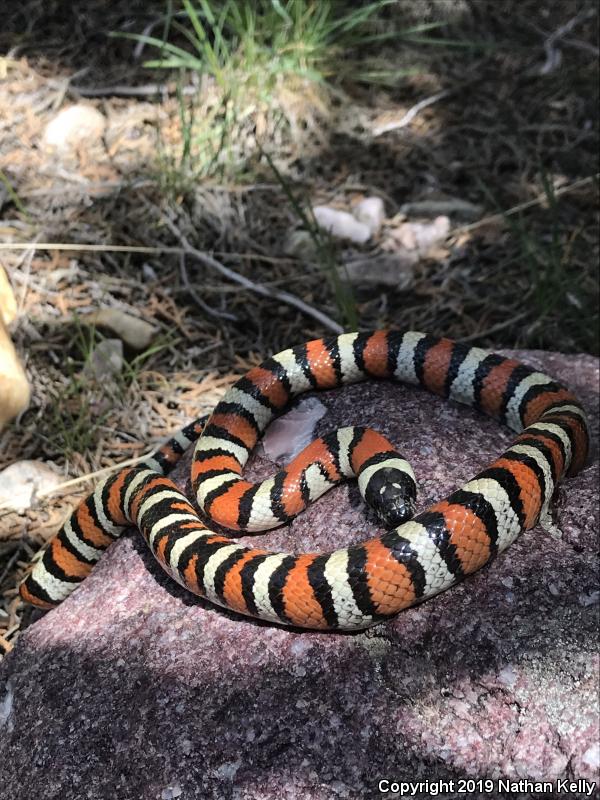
[{"x1": 20, "y1": 330, "x2": 590, "y2": 630}]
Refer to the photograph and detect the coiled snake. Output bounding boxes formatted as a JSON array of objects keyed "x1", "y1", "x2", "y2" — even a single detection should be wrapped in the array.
[{"x1": 20, "y1": 331, "x2": 590, "y2": 630}]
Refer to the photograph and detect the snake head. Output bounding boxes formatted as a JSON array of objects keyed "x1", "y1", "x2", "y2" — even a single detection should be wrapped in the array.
[{"x1": 363, "y1": 467, "x2": 417, "y2": 529}]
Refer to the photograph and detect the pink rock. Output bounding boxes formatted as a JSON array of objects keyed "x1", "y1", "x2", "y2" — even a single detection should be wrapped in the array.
[{"x1": 0, "y1": 350, "x2": 597, "y2": 799}]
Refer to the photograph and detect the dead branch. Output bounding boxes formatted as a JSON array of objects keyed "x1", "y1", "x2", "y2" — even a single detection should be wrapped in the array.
[{"x1": 161, "y1": 214, "x2": 344, "y2": 334}]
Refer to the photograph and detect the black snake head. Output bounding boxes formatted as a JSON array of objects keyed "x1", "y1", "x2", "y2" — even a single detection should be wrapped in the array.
[{"x1": 364, "y1": 468, "x2": 417, "y2": 529}]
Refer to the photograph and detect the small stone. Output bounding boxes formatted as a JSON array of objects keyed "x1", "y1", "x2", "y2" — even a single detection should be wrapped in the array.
[
  {"x1": 85, "y1": 309, "x2": 156, "y2": 351},
  {"x1": 43, "y1": 105, "x2": 106, "y2": 150},
  {"x1": 312, "y1": 206, "x2": 371, "y2": 244},
  {"x1": 142, "y1": 264, "x2": 158, "y2": 282},
  {"x1": 343, "y1": 252, "x2": 417, "y2": 287},
  {"x1": 283, "y1": 230, "x2": 318, "y2": 260},
  {"x1": 0, "y1": 460, "x2": 62, "y2": 512},
  {"x1": 353, "y1": 197, "x2": 385, "y2": 235},
  {"x1": 261, "y1": 396, "x2": 327, "y2": 465},
  {"x1": 391, "y1": 215, "x2": 450, "y2": 253},
  {"x1": 400, "y1": 198, "x2": 483, "y2": 221},
  {"x1": 84, "y1": 339, "x2": 123, "y2": 382}
]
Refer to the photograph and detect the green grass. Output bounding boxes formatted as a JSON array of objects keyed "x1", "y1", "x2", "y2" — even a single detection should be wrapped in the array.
[
  {"x1": 153, "y1": 79, "x2": 201, "y2": 197},
  {"x1": 480, "y1": 173, "x2": 599, "y2": 354},
  {"x1": 42, "y1": 319, "x2": 177, "y2": 458},
  {"x1": 116, "y1": 0, "x2": 482, "y2": 183},
  {"x1": 512, "y1": 177, "x2": 598, "y2": 353},
  {"x1": 43, "y1": 321, "x2": 110, "y2": 457},
  {"x1": 116, "y1": 0, "x2": 396, "y2": 182},
  {"x1": 117, "y1": 1, "x2": 486, "y2": 307},
  {"x1": 121, "y1": 0, "x2": 398, "y2": 90},
  {"x1": 0, "y1": 168, "x2": 31, "y2": 221},
  {"x1": 261, "y1": 147, "x2": 358, "y2": 331}
]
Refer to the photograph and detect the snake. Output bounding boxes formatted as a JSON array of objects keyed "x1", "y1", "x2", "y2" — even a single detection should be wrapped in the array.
[{"x1": 20, "y1": 330, "x2": 590, "y2": 631}]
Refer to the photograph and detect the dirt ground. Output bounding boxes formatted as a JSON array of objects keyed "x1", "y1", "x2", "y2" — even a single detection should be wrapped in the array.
[{"x1": 0, "y1": 0, "x2": 598, "y2": 657}]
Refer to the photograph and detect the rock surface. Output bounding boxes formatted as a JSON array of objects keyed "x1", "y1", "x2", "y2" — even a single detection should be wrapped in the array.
[{"x1": 0, "y1": 350, "x2": 598, "y2": 800}]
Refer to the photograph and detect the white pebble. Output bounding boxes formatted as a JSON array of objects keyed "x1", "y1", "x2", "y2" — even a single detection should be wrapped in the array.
[
  {"x1": 312, "y1": 206, "x2": 371, "y2": 244},
  {"x1": 353, "y1": 196, "x2": 385, "y2": 235},
  {"x1": 0, "y1": 461, "x2": 62, "y2": 512},
  {"x1": 43, "y1": 105, "x2": 106, "y2": 149}
]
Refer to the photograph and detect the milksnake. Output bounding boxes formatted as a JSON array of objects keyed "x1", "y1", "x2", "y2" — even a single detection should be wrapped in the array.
[{"x1": 20, "y1": 331, "x2": 590, "y2": 631}]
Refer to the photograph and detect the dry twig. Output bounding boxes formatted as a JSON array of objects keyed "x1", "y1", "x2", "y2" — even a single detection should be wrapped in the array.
[
  {"x1": 372, "y1": 89, "x2": 452, "y2": 136},
  {"x1": 71, "y1": 83, "x2": 198, "y2": 98},
  {"x1": 452, "y1": 174, "x2": 599, "y2": 235},
  {"x1": 179, "y1": 252, "x2": 238, "y2": 322},
  {"x1": 536, "y1": 8, "x2": 597, "y2": 75},
  {"x1": 161, "y1": 214, "x2": 344, "y2": 334}
]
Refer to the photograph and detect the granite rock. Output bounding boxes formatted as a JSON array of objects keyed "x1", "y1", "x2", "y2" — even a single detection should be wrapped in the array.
[{"x1": 0, "y1": 350, "x2": 598, "y2": 800}]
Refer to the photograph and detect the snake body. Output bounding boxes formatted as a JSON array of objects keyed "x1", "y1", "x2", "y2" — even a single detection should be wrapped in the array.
[{"x1": 20, "y1": 331, "x2": 589, "y2": 631}]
